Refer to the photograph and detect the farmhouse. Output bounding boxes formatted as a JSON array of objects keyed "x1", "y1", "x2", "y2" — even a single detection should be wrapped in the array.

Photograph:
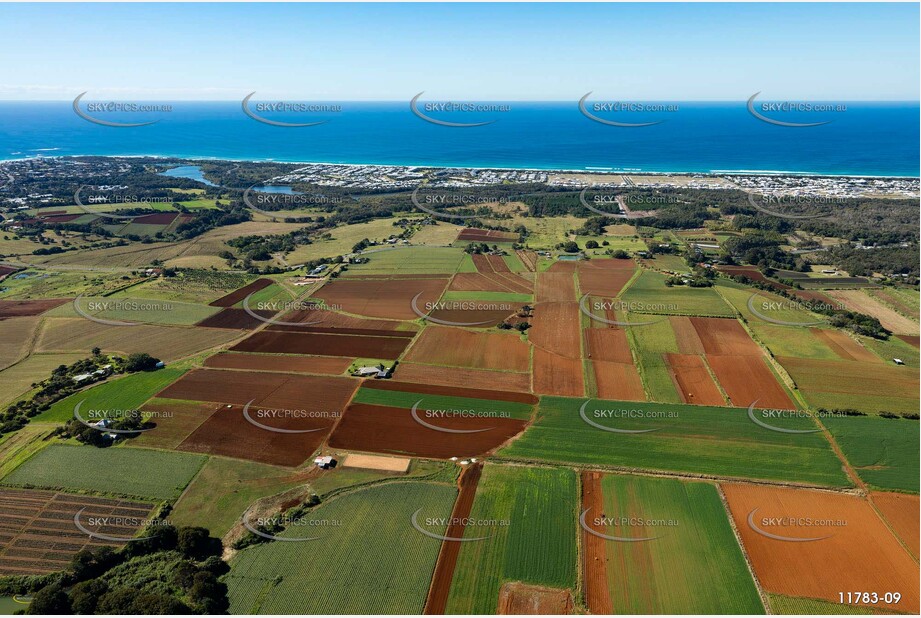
[{"x1": 314, "y1": 455, "x2": 336, "y2": 469}]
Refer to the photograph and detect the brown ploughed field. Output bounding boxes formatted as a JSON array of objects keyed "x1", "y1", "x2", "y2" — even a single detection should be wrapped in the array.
[
  {"x1": 577, "y1": 260, "x2": 635, "y2": 297},
  {"x1": 536, "y1": 268, "x2": 577, "y2": 303},
  {"x1": 428, "y1": 306, "x2": 518, "y2": 327},
  {"x1": 457, "y1": 228, "x2": 517, "y2": 242},
  {"x1": 871, "y1": 492, "x2": 920, "y2": 559},
  {"x1": 592, "y1": 361, "x2": 645, "y2": 401},
  {"x1": 722, "y1": 483, "x2": 919, "y2": 614},
  {"x1": 275, "y1": 306, "x2": 414, "y2": 332},
  {"x1": 0, "y1": 298, "x2": 70, "y2": 319},
  {"x1": 690, "y1": 317, "x2": 761, "y2": 356},
  {"x1": 328, "y1": 403, "x2": 527, "y2": 458},
  {"x1": 449, "y1": 273, "x2": 519, "y2": 293},
  {"x1": 665, "y1": 353, "x2": 725, "y2": 406},
  {"x1": 195, "y1": 308, "x2": 275, "y2": 329},
  {"x1": 177, "y1": 403, "x2": 331, "y2": 466},
  {"x1": 706, "y1": 355, "x2": 794, "y2": 409},
  {"x1": 896, "y1": 335, "x2": 920, "y2": 348},
  {"x1": 533, "y1": 348, "x2": 584, "y2": 397},
  {"x1": 312, "y1": 277, "x2": 448, "y2": 320},
  {"x1": 405, "y1": 326, "x2": 530, "y2": 371},
  {"x1": 362, "y1": 379, "x2": 537, "y2": 404},
  {"x1": 231, "y1": 330, "x2": 410, "y2": 359},
  {"x1": 585, "y1": 328, "x2": 633, "y2": 363},
  {"x1": 208, "y1": 278, "x2": 273, "y2": 307},
  {"x1": 393, "y1": 362, "x2": 531, "y2": 393},
  {"x1": 670, "y1": 316, "x2": 705, "y2": 354},
  {"x1": 530, "y1": 302, "x2": 582, "y2": 358},
  {"x1": 810, "y1": 329, "x2": 882, "y2": 363},
  {"x1": 581, "y1": 471, "x2": 614, "y2": 614},
  {"x1": 204, "y1": 352, "x2": 353, "y2": 375},
  {"x1": 425, "y1": 463, "x2": 483, "y2": 615}
]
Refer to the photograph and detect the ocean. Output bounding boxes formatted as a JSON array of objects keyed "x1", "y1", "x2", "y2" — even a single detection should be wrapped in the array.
[{"x1": 0, "y1": 101, "x2": 918, "y2": 177}]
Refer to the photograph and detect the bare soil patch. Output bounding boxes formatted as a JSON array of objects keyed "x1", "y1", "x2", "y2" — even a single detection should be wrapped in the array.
[
  {"x1": 497, "y1": 583, "x2": 574, "y2": 615},
  {"x1": 405, "y1": 326, "x2": 530, "y2": 371},
  {"x1": 313, "y1": 277, "x2": 448, "y2": 320},
  {"x1": 665, "y1": 353, "x2": 725, "y2": 406},
  {"x1": 0, "y1": 298, "x2": 70, "y2": 319},
  {"x1": 871, "y1": 492, "x2": 919, "y2": 559},
  {"x1": 208, "y1": 278, "x2": 273, "y2": 307},
  {"x1": 691, "y1": 317, "x2": 761, "y2": 356},
  {"x1": 581, "y1": 471, "x2": 614, "y2": 614},
  {"x1": 586, "y1": 328, "x2": 633, "y2": 363},
  {"x1": 706, "y1": 355, "x2": 794, "y2": 409},
  {"x1": 592, "y1": 361, "x2": 645, "y2": 401},
  {"x1": 577, "y1": 260, "x2": 635, "y2": 297},
  {"x1": 533, "y1": 348, "x2": 584, "y2": 397},
  {"x1": 231, "y1": 330, "x2": 410, "y2": 359},
  {"x1": 393, "y1": 362, "x2": 531, "y2": 393},
  {"x1": 204, "y1": 352, "x2": 352, "y2": 375},
  {"x1": 530, "y1": 302, "x2": 581, "y2": 359}
]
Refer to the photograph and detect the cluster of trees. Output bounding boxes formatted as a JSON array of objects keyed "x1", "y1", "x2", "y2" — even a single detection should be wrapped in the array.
[
  {"x1": 731, "y1": 276, "x2": 891, "y2": 339},
  {"x1": 721, "y1": 232, "x2": 808, "y2": 272},
  {"x1": 0, "y1": 351, "x2": 161, "y2": 436},
  {"x1": 232, "y1": 495, "x2": 322, "y2": 550},
  {"x1": 14, "y1": 523, "x2": 228, "y2": 615},
  {"x1": 825, "y1": 244, "x2": 919, "y2": 280},
  {"x1": 463, "y1": 242, "x2": 499, "y2": 255}
]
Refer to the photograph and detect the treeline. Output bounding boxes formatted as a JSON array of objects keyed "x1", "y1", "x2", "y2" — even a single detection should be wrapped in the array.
[
  {"x1": 825, "y1": 243, "x2": 920, "y2": 280},
  {"x1": 2, "y1": 521, "x2": 229, "y2": 615}
]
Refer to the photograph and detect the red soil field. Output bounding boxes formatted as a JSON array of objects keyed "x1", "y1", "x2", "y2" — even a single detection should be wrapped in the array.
[
  {"x1": 896, "y1": 334, "x2": 920, "y2": 348},
  {"x1": 533, "y1": 348, "x2": 584, "y2": 397},
  {"x1": 810, "y1": 329, "x2": 881, "y2": 363},
  {"x1": 312, "y1": 277, "x2": 448, "y2": 320},
  {"x1": 577, "y1": 260, "x2": 636, "y2": 297},
  {"x1": 392, "y1": 362, "x2": 532, "y2": 394},
  {"x1": 536, "y1": 266, "x2": 577, "y2": 303},
  {"x1": 0, "y1": 298, "x2": 70, "y2": 319},
  {"x1": 670, "y1": 316, "x2": 705, "y2": 354},
  {"x1": 0, "y1": 265, "x2": 19, "y2": 279},
  {"x1": 457, "y1": 228, "x2": 517, "y2": 242},
  {"x1": 208, "y1": 278, "x2": 273, "y2": 307},
  {"x1": 231, "y1": 330, "x2": 410, "y2": 359},
  {"x1": 424, "y1": 463, "x2": 483, "y2": 615},
  {"x1": 665, "y1": 354, "x2": 725, "y2": 406},
  {"x1": 131, "y1": 212, "x2": 180, "y2": 225},
  {"x1": 0, "y1": 488, "x2": 152, "y2": 576},
  {"x1": 405, "y1": 326, "x2": 530, "y2": 372},
  {"x1": 429, "y1": 306, "x2": 518, "y2": 327},
  {"x1": 204, "y1": 352, "x2": 353, "y2": 375},
  {"x1": 362, "y1": 379, "x2": 537, "y2": 405},
  {"x1": 690, "y1": 317, "x2": 761, "y2": 356},
  {"x1": 270, "y1": 325, "x2": 418, "y2": 337},
  {"x1": 722, "y1": 483, "x2": 920, "y2": 614},
  {"x1": 136, "y1": 400, "x2": 222, "y2": 450},
  {"x1": 485, "y1": 254, "x2": 510, "y2": 272},
  {"x1": 25, "y1": 214, "x2": 82, "y2": 224},
  {"x1": 530, "y1": 302, "x2": 582, "y2": 358},
  {"x1": 177, "y1": 403, "x2": 331, "y2": 467},
  {"x1": 706, "y1": 355, "x2": 794, "y2": 409},
  {"x1": 470, "y1": 255, "x2": 533, "y2": 293},
  {"x1": 581, "y1": 471, "x2": 614, "y2": 615},
  {"x1": 195, "y1": 308, "x2": 274, "y2": 329},
  {"x1": 585, "y1": 328, "x2": 633, "y2": 363},
  {"x1": 328, "y1": 403, "x2": 527, "y2": 458},
  {"x1": 342, "y1": 273, "x2": 449, "y2": 280},
  {"x1": 592, "y1": 361, "x2": 645, "y2": 401},
  {"x1": 871, "y1": 492, "x2": 919, "y2": 559},
  {"x1": 156, "y1": 368, "x2": 357, "y2": 412}
]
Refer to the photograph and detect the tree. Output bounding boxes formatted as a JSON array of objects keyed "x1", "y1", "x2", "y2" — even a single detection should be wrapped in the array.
[
  {"x1": 585, "y1": 240, "x2": 599, "y2": 249},
  {"x1": 26, "y1": 584, "x2": 71, "y2": 615},
  {"x1": 178, "y1": 527, "x2": 221, "y2": 560},
  {"x1": 69, "y1": 579, "x2": 109, "y2": 614},
  {"x1": 562, "y1": 241, "x2": 579, "y2": 253},
  {"x1": 124, "y1": 353, "x2": 161, "y2": 372}
]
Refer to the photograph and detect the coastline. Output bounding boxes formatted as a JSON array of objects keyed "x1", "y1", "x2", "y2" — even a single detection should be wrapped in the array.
[{"x1": 1, "y1": 153, "x2": 918, "y2": 180}]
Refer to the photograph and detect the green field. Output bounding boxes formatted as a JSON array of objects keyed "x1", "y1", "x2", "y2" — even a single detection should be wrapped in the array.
[
  {"x1": 33, "y1": 368, "x2": 185, "y2": 423},
  {"x1": 170, "y1": 457, "x2": 311, "y2": 537},
  {"x1": 768, "y1": 594, "x2": 874, "y2": 615},
  {"x1": 624, "y1": 316, "x2": 681, "y2": 402},
  {"x1": 1, "y1": 444, "x2": 206, "y2": 500},
  {"x1": 225, "y1": 480, "x2": 456, "y2": 614},
  {"x1": 343, "y1": 246, "x2": 472, "y2": 275},
  {"x1": 621, "y1": 271, "x2": 735, "y2": 317},
  {"x1": 123, "y1": 270, "x2": 257, "y2": 304},
  {"x1": 823, "y1": 415, "x2": 920, "y2": 492},
  {"x1": 445, "y1": 465, "x2": 578, "y2": 614},
  {"x1": 47, "y1": 296, "x2": 220, "y2": 325},
  {"x1": 0, "y1": 352, "x2": 86, "y2": 408},
  {"x1": 351, "y1": 386, "x2": 534, "y2": 420},
  {"x1": 497, "y1": 396, "x2": 850, "y2": 487},
  {"x1": 599, "y1": 475, "x2": 763, "y2": 613}
]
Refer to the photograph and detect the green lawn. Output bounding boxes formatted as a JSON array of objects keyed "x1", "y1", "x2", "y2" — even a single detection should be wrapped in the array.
[
  {"x1": 345, "y1": 246, "x2": 469, "y2": 275},
  {"x1": 624, "y1": 315, "x2": 681, "y2": 402},
  {"x1": 225, "y1": 480, "x2": 456, "y2": 614},
  {"x1": 445, "y1": 465, "x2": 578, "y2": 614},
  {"x1": 48, "y1": 296, "x2": 220, "y2": 326},
  {"x1": 441, "y1": 290, "x2": 533, "y2": 303},
  {"x1": 33, "y1": 368, "x2": 185, "y2": 424},
  {"x1": 599, "y1": 474, "x2": 763, "y2": 613},
  {"x1": 823, "y1": 415, "x2": 919, "y2": 492},
  {"x1": 497, "y1": 396, "x2": 850, "y2": 487},
  {"x1": 351, "y1": 386, "x2": 534, "y2": 420},
  {"x1": 1, "y1": 444, "x2": 206, "y2": 500}
]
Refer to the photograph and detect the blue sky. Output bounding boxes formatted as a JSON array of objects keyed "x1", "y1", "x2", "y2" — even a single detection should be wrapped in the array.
[{"x1": 0, "y1": 3, "x2": 918, "y2": 100}]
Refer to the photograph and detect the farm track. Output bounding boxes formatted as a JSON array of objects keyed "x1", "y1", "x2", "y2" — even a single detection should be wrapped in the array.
[
  {"x1": 580, "y1": 471, "x2": 613, "y2": 614},
  {"x1": 424, "y1": 462, "x2": 483, "y2": 615}
]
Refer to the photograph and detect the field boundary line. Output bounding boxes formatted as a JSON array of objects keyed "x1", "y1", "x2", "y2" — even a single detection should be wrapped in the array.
[
  {"x1": 493, "y1": 455, "x2": 859, "y2": 493},
  {"x1": 715, "y1": 483, "x2": 772, "y2": 614}
]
